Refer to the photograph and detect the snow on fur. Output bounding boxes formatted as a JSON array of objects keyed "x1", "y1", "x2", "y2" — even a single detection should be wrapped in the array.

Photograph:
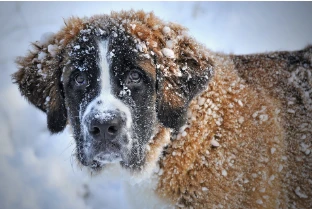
[{"x1": 13, "y1": 10, "x2": 312, "y2": 209}]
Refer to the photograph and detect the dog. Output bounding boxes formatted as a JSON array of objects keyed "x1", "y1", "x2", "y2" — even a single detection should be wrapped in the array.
[{"x1": 13, "y1": 10, "x2": 311, "y2": 208}]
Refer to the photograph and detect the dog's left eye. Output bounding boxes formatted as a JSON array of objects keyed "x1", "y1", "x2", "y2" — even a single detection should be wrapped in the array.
[
  {"x1": 127, "y1": 70, "x2": 142, "y2": 84},
  {"x1": 74, "y1": 72, "x2": 87, "y2": 86}
]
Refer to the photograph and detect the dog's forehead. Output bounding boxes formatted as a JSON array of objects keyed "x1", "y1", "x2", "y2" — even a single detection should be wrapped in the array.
[
  {"x1": 57, "y1": 12, "x2": 211, "y2": 86},
  {"x1": 62, "y1": 26, "x2": 156, "y2": 79}
]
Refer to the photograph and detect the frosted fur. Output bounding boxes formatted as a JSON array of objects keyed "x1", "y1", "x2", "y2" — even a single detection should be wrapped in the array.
[
  {"x1": 82, "y1": 40, "x2": 132, "y2": 129},
  {"x1": 158, "y1": 55, "x2": 288, "y2": 208},
  {"x1": 13, "y1": 10, "x2": 312, "y2": 209},
  {"x1": 81, "y1": 40, "x2": 133, "y2": 158}
]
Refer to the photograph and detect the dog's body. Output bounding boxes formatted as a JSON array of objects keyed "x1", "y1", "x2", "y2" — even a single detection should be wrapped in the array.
[
  {"x1": 13, "y1": 11, "x2": 311, "y2": 208},
  {"x1": 157, "y1": 50, "x2": 312, "y2": 208}
]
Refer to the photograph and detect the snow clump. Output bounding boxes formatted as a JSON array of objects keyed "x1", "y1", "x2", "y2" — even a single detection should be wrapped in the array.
[
  {"x1": 166, "y1": 40, "x2": 174, "y2": 49},
  {"x1": 211, "y1": 138, "x2": 220, "y2": 147},
  {"x1": 38, "y1": 52, "x2": 47, "y2": 61},
  {"x1": 294, "y1": 187, "x2": 308, "y2": 198},
  {"x1": 162, "y1": 26, "x2": 171, "y2": 35},
  {"x1": 38, "y1": 32, "x2": 55, "y2": 46},
  {"x1": 74, "y1": 45, "x2": 81, "y2": 50},
  {"x1": 161, "y1": 48, "x2": 175, "y2": 59},
  {"x1": 48, "y1": 44, "x2": 58, "y2": 57}
]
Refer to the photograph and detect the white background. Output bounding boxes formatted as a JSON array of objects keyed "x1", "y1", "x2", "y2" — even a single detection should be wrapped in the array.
[{"x1": 1, "y1": 2, "x2": 312, "y2": 209}]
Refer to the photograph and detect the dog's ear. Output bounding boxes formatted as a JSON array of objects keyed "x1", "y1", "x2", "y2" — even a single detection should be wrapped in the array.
[
  {"x1": 156, "y1": 37, "x2": 214, "y2": 131},
  {"x1": 12, "y1": 18, "x2": 84, "y2": 133},
  {"x1": 13, "y1": 43, "x2": 67, "y2": 133}
]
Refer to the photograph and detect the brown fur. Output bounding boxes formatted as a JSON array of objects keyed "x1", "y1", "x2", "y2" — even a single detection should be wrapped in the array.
[
  {"x1": 232, "y1": 48, "x2": 312, "y2": 208},
  {"x1": 137, "y1": 59, "x2": 157, "y2": 80},
  {"x1": 12, "y1": 10, "x2": 312, "y2": 208},
  {"x1": 156, "y1": 49, "x2": 312, "y2": 208},
  {"x1": 158, "y1": 55, "x2": 287, "y2": 208},
  {"x1": 13, "y1": 17, "x2": 84, "y2": 113}
]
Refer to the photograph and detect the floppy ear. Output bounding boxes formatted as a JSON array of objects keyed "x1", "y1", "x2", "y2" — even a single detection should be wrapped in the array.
[
  {"x1": 12, "y1": 18, "x2": 84, "y2": 133},
  {"x1": 156, "y1": 38, "x2": 214, "y2": 131},
  {"x1": 13, "y1": 43, "x2": 67, "y2": 133}
]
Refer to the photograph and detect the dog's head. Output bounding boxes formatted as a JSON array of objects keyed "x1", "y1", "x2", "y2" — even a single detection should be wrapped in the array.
[{"x1": 13, "y1": 11, "x2": 213, "y2": 173}]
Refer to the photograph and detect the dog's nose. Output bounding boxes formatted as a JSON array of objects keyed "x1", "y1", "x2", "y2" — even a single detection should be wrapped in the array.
[{"x1": 89, "y1": 112, "x2": 122, "y2": 141}]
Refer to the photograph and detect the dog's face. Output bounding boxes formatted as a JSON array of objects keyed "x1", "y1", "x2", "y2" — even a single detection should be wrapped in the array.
[
  {"x1": 63, "y1": 31, "x2": 159, "y2": 170},
  {"x1": 13, "y1": 11, "x2": 214, "y2": 173}
]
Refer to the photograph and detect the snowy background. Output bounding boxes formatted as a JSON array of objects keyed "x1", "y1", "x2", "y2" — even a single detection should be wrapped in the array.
[{"x1": 1, "y1": 2, "x2": 312, "y2": 209}]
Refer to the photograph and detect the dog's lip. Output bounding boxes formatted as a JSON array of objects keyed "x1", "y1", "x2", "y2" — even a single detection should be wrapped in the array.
[
  {"x1": 94, "y1": 152, "x2": 122, "y2": 163},
  {"x1": 90, "y1": 152, "x2": 122, "y2": 168},
  {"x1": 77, "y1": 143, "x2": 124, "y2": 168}
]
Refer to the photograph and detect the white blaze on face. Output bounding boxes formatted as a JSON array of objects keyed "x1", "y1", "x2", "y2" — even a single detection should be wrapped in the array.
[{"x1": 81, "y1": 39, "x2": 133, "y2": 142}]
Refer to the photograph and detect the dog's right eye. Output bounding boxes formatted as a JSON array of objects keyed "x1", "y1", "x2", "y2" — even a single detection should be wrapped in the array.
[
  {"x1": 129, "y1": 70, "x2": 142, "y2": 83},
  {"x1": 74, "y1": 72, "x2": 87, "y2": 86},
  {"x1": 126, "y1": 69, "x2": 143, "y2": 86}
]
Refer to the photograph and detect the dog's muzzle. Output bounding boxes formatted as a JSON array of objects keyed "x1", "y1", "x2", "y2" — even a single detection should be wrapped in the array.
[{"x1": 79, "y1": 110, "x2": 128, "y2": 168}]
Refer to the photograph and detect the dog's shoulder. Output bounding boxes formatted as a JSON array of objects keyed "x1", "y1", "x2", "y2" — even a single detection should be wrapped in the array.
[
  {"x1": 157, "y1": 49, "x2": 312, "y2": 208},
  {"x1": 157, "y1": 54, "x2": 287, "y2": 208}
]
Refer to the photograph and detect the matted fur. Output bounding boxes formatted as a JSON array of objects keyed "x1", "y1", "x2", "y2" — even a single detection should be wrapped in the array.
[{"x1": 12, "y1": 10, "x2": 311, "y2": 208}]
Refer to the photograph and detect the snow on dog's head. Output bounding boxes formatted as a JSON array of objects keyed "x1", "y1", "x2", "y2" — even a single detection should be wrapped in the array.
[{"x1": 12, "y1": 10, "x2": 214, "y2": 174}]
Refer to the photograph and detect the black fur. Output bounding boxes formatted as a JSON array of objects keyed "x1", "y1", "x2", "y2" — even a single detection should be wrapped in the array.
[{"x1": 156, "y1": 57, "x2": 213, "y2": 131}]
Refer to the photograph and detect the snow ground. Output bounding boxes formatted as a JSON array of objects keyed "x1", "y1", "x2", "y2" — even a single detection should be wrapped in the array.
[{"x1": 0, "y1": 2, "x2": 312, "y2": 209}]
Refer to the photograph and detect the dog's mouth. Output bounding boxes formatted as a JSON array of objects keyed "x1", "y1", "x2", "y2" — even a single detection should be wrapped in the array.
[
  {"x1": 89, "y1": 152, "x2": 122, "y2": 170},
  {"x1": 77, "y1": 139, "x2": 125, "y2": 171}
]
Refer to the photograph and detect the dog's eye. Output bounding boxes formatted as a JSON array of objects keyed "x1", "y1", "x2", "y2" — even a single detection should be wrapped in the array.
[
  {"x1": 75, "y1": 73, "x2": 87, "y2": 86},
  {"x1": 127, "y1": 70, "x2": 142, "y2": 84}
]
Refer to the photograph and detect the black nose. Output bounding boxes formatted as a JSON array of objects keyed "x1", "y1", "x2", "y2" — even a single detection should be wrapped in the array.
[{"x1": 88, "y1": 112, "x2": 122, "y2": 141}]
